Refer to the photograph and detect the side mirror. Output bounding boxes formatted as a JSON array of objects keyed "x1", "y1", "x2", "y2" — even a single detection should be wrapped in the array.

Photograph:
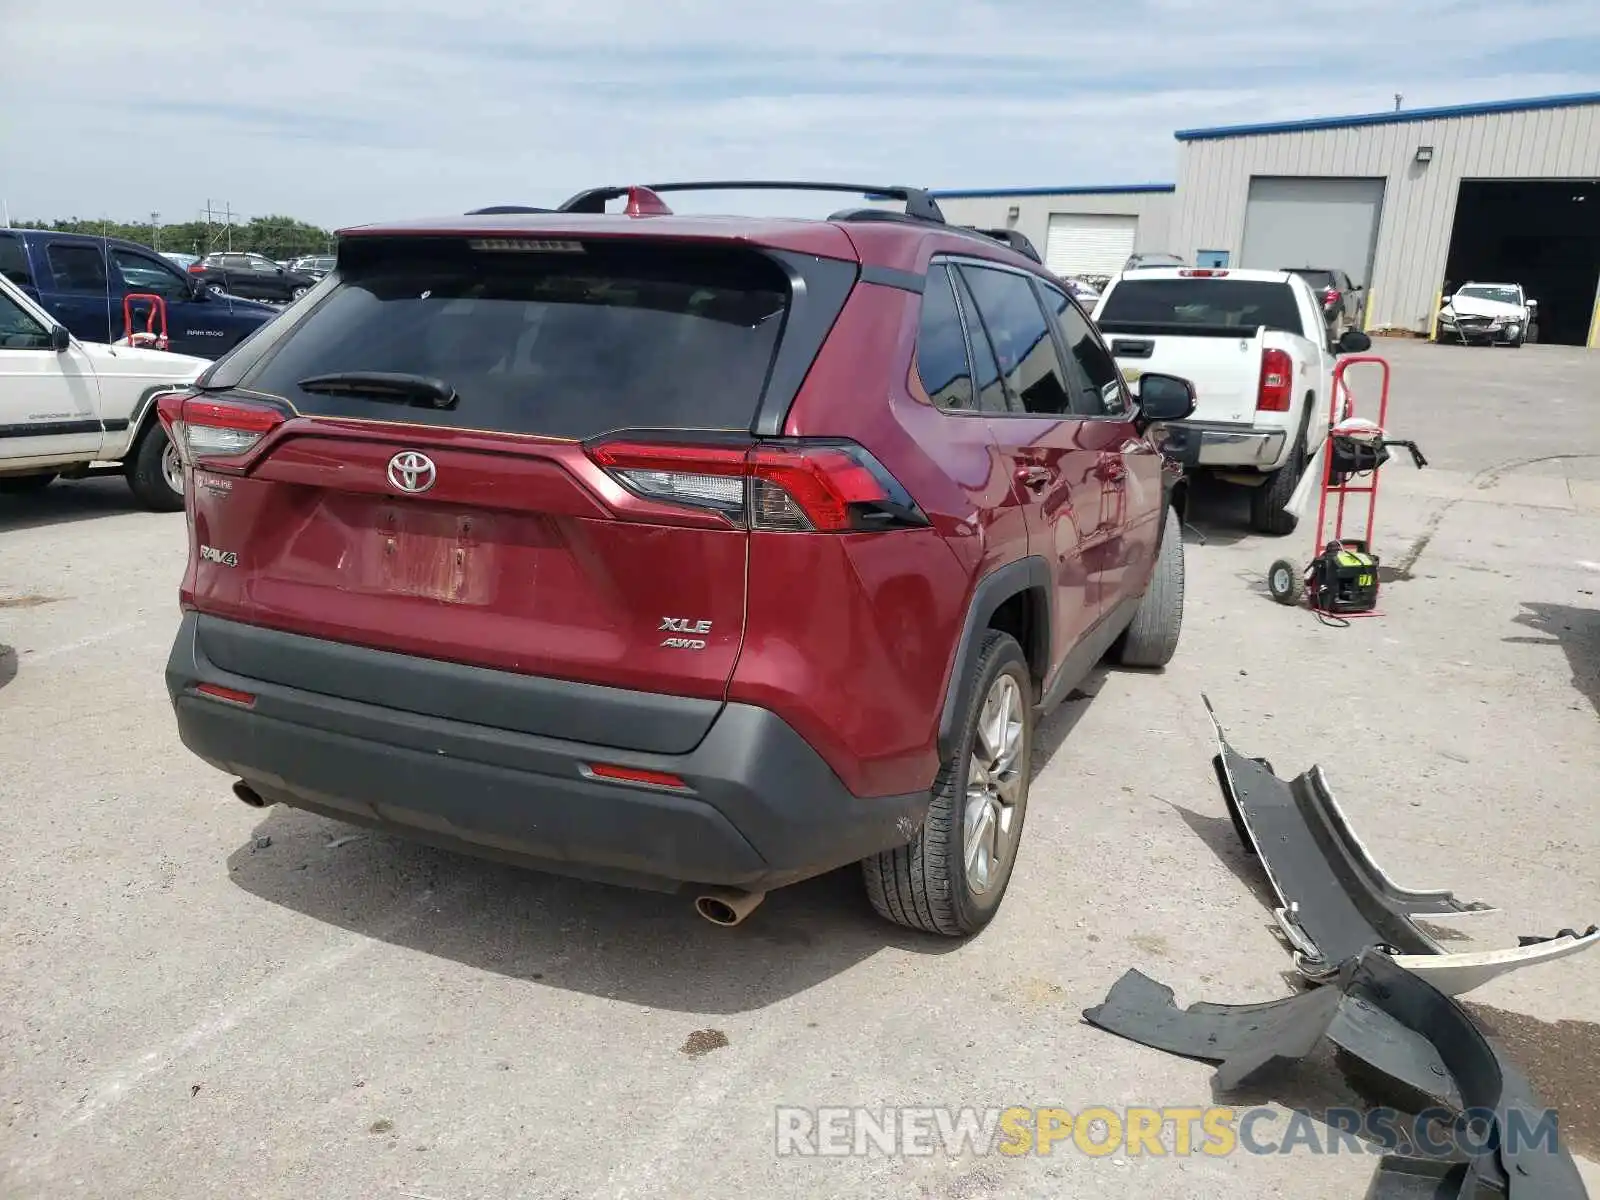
[
  {"x1": 1136, "y1": 372, "x2": 1197, "y2": 424},
  {"x1": 51, "y1": 325, "x2": 71, "y2": 352},
  {"x1": 1526, "y1": 299, "x2": 1538, "y2": 311},
  {"x1": 1336, "y1": 329, "x2": 1372, "y2": 355}
]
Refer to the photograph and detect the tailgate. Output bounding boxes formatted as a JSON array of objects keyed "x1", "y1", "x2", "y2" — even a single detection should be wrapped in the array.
[
  {"x1": 173, "y1": 235, "x2": 833, "y2": 739},
  {"x1": 1099, "y1": 326, "x2": 1265, "y2": 425}
]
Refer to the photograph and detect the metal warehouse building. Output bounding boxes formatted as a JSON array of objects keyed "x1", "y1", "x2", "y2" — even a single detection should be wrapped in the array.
[{"x1": 933, "y1": 91, "x2": 1600, "y2": 347}]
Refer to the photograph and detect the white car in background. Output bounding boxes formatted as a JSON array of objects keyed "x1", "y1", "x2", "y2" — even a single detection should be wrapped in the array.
[
  {"x1": 1436, "y1": 282, "x2": 1537, "y2": 347},
  {"x1": 0, "y1": 273, "x2": 206, "y2": 509}
]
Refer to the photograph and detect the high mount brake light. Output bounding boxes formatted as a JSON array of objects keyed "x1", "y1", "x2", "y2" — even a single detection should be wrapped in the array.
[
  {"x1": 157, "y1": 393, "x2": 285, "y2": 466},
  {"x1": 1179, "y1": 268, "x2": 1229, "y2": 277},
  {"x1": 1257, "y1": 348, "x2": 1293, "y2": 413},
  {"x1": 587, "y1": 440, "x2": 928, "y2": 533}
]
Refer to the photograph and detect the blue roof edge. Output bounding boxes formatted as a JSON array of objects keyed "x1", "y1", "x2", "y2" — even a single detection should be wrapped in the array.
[
  {"x1": 928, "y1": 183, "x2": 1177, "y2": 199},
  {"x1": 1175, "y1": 90, "x2": 1600, "y2": 142}
]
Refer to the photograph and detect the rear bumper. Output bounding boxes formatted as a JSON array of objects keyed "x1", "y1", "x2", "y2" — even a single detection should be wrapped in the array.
[
  {"x1": 1160, "y1": 421, "x2": 1288, "y2": 471},
  {"x1": 166, "y1": 613, "x2": 929, "y2": 892}
]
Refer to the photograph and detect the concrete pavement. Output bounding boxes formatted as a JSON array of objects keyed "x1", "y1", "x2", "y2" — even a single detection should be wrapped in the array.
[{"x1": 2, "y1": 340, "x2": 1596, "y2": 1199}]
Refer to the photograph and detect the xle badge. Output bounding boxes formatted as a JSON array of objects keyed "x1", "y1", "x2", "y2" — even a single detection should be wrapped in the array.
[
  {"x1": 199, "y1": 545, "x2": 238, "y2": 567},
  {"x1": 660, "y1": 616, "x2": 711, "y2": 650}
]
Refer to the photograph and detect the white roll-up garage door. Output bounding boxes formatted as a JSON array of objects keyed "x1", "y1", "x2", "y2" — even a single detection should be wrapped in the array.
[
  {"x1": 1239, "y1": 177, "x2": 1386, "y2": 286},
  {"x1": 1045, "y1": 214, "x2": 1138, "y2": 277}
]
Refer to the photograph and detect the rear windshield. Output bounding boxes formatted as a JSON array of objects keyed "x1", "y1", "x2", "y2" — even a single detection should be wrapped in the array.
[
  {"x1": 241, "y1": 238, "x2": 790, "y2": 439},
  {"x1": 1098, "y1": 278, "x2": 1303, "y2": 334},
  {"x1": 1289, "y1": 269, "x2": 1334, "y2": 288}
]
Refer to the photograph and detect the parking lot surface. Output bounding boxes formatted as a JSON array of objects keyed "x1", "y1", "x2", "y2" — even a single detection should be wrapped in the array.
[{"x1": 3, "y1": 340, "x2": 1598, "y2": 1199}]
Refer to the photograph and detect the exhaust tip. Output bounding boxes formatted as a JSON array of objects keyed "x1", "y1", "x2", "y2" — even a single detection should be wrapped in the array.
[
  {"x1": 232, "y1": 780, "x2": 269, "y2": 808},
  {"x1": 694, "y1": 887, "x2": 765, "y2": 927}
]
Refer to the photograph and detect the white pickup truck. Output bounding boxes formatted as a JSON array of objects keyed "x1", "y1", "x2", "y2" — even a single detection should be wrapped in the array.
[
  {"x1": 0, "y1": 272, "x2": 206, "y2": 510},
  {"x1": 1092, "y1": 267, "x2": 1370, "y2": 535}
]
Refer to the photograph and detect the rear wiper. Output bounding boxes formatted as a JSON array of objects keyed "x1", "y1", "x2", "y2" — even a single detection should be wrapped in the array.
[{"x1": 296, "y1": 371, "x2": 459, "y2": 409}]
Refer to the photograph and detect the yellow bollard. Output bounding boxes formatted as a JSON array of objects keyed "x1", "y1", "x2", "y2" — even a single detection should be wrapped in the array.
[
  {"x1": 1588, "y1": 288, "x2": 1600, "y2": 349},
  {"x1": 1428, "y1": 291, "x2": 1442, "y2": 342}
]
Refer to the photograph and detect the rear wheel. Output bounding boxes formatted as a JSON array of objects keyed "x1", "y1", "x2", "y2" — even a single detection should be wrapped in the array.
[
  {"x1": 1115, "y1": 506, "x2": 1185, "y2": 668},
  {"x1": 1249, "y1": 442, "x2": 1304, "y2": 536},
  {"x1": 125, "y1": 423, "x2": 185, "y2": 512},
  {"x1": 863, "y1": 630, "x2": 1032, "y2": 937},
  {"x1": 0, "y1": 473, "x2": 56, "y2": 494},
  {"x1": 290, "y1": 285, "x2": 309, "y2": 300}
]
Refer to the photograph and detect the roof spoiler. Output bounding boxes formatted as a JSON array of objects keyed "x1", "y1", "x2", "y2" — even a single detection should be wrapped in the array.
[{"x1": 557, "y1": 181, "x2": 947, "y2": 223}]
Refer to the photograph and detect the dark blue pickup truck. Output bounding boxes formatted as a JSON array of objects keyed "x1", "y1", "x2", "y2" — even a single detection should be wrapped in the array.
[{"x1": 0, "y1": 228, "x2": 284, "y2": 358}]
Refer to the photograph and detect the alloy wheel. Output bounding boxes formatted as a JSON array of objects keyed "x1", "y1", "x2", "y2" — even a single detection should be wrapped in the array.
[{"x1": 963, "y1": 673, "x2": 1025, "y2": 896}]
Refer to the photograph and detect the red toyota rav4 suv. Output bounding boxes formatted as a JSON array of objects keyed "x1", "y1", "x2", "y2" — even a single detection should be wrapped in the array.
[{"x1": 161, "y1": 182, "x2": 1196, "y2": 936}]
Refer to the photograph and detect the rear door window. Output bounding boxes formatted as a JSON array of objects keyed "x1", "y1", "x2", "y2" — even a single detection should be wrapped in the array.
[
  {"x1": 45, "y1": 243, "x2": 108, "y2": 293},
  {"x1": 243, "y1": 238, "x2": 791, "y2": 440},
  {"x1": 1098, "y1": 278, "x2": 1304, "y2": 335},
  {"x1": 957, "y1": 264, "x2": 1073, "y2": 417}
]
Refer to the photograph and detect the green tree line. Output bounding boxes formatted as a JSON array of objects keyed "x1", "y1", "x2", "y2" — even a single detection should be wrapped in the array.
[{"x1": 8, "y1": 214, "x2": 335, "y2": 260}]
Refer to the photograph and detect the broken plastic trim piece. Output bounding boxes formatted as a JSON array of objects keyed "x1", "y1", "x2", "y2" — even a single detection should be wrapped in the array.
[
  {"x1": 1203, "y1": 696, "x2": 1599, "y2": 995},
  {"x1": 1083, "y1": 950, "x2": 1590, "y2": 1199}
]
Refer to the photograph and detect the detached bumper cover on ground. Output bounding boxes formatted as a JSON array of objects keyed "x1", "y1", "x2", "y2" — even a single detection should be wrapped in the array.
[
  {"x1": 1084, "y1": 950, "x2": 1590, "y2": 1199},
  {"x1": 1204, "y1": 697, "x2": 1598, "y2": 995}
]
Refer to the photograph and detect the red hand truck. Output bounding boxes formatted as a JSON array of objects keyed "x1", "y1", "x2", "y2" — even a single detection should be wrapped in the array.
[
  {"x1": 1265, "y1": 355, "x2": 1427, "y2": 619},
  {"x1": 122, "y1": 293, "x2": 170, "y2": 351}
]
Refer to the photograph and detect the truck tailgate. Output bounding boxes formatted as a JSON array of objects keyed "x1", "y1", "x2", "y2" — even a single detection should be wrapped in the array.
[{"x1": 1100, "y1": 324, "x2": 1266, "y2": 425}]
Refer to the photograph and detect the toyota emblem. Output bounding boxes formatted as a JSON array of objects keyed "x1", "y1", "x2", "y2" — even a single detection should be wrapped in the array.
[{"x1": 387, "y1": 451, "x2": 437, "y2": 494}]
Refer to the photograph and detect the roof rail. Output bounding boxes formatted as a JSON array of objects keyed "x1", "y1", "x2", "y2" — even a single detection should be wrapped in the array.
[
  {"x1": 960, "y1": 227, "x2": 1042, "y2": 263},
  {"x1": 557, "y1": 181, "x2": 947, "y2": 223}
]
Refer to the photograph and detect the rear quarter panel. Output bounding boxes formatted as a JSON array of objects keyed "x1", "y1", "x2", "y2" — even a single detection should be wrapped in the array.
[{"x1": 738, "y1": 259, "x2": 1024, "y2": 797}]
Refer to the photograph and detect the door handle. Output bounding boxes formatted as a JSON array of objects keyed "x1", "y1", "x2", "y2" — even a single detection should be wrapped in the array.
[{"x1": 1015, "y1": 464, "x2": 1052, "y2": 491}]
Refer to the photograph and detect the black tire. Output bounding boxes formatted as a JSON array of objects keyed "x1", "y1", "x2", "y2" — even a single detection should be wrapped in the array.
[
  {"x1": 1115, "y1": 506, "x2": 1185, "y2": 668},
  {"x1": 863, "y1": 630, "x2": 1032, "y2": 937},
  {"x1": 1526, "y1": 323, "x2": 1539, "y2": 344},
  {"x1": 1267, "y1": 558, "x2": 1303, "y2": 605},
  {"x1": 125, "y1": 423, "x2": 185, "y2": 512},
  {"x1": 1249, "y1": 441, "x2": 1304, "y2": 536},
  {"x1": 290, "y1": 286, "x2": 309, "y2": 300},
  {"x1": 0, "y1": 473, "x2": 56, "y2": 494}
]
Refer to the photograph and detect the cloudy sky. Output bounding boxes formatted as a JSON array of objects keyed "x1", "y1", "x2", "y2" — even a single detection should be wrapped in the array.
[{"x1": 4, "y1": 0, "x2": 1598, "y2": 229}]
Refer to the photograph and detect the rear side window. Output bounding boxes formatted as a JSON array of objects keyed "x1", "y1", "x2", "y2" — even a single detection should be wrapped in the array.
[
  {"x1": 45, "y1": 243, "x2": 108, "y2": 293},
  {"x1": 0, "y1": 235, "x2": 32, "y2": 286},
  {"x1": 1098, "y1": 278, "x2": 1303, "y2": 335},
  {"x1": 915, "y1": 264, "x2": 975, "y2": 411},
  {"x1": 958, "y1": 265, "x2": 1073, "y2": 416},
  {"x1": 243, "y1": 238, "x2": 790, "y2": 440}
]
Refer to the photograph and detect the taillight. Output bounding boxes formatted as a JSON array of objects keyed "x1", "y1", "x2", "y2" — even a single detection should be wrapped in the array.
[
  {"x1": 188, "y1": 263, "x2": 205, "y2": 273},
  {"x1": 587, "y1": 439, "x2": 928, "y2": 533},
  {"x1": 1324, "y1": 288, "x2": 1342, "y2": 308},
  {"x1": 157, "y1": 392, "x2": 286, "y2": 467},
  {"x1": 1257, "y1": 348, "x2": 1293, "y2": 413}
]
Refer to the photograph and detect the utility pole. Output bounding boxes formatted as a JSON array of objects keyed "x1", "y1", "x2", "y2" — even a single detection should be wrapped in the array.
[
  {"x1": 1394, "y1": 93, "x2": 1403, "y2": 111},
  {"x1": 150, "y1": 211, "x2": 161, "y2": 251}
]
